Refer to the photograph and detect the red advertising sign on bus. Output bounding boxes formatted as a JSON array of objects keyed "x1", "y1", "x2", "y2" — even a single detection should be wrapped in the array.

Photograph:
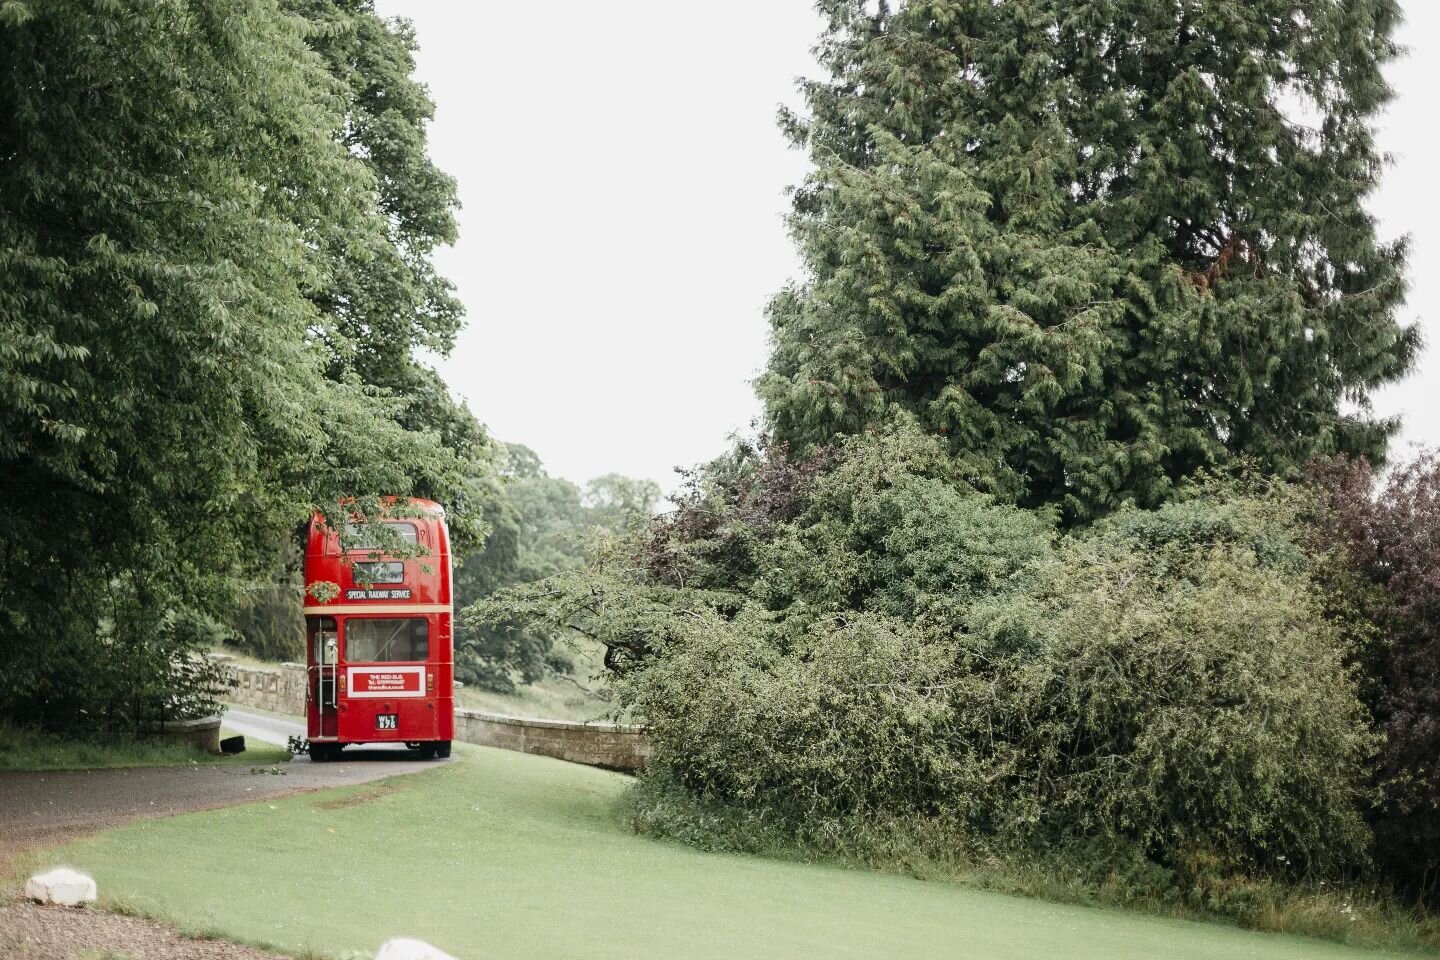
[{"x1": 347, "y1": 665, "x2": 425, "y2": 698}]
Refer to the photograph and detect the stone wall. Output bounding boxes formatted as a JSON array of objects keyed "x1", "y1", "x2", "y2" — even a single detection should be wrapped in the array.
[
  {"x1": 453, "y1": 709, "x2": 650, "y2": 773},
  {"x1": 145, "y1": 716, "x2": 221, "y2": 753},
  {"x1": 226, "y1": 661, "x2": 309, "y2": 716},
  {"x1": 219, "y1": 660, "x2": 650, "y2": 772}
]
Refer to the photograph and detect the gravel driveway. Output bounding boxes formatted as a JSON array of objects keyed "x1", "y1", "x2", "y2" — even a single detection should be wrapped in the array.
[
  {"x1": 1, "y1": 709, "x2": 446, "y2": 865},
  {"x1": 0, "y1": 896, "x2": 293, "y2": 959}
]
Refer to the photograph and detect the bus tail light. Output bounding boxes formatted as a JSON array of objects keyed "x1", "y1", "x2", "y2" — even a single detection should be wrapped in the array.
[{"x1": 427, "y1": 672, "x2": 434, "y2": 692}]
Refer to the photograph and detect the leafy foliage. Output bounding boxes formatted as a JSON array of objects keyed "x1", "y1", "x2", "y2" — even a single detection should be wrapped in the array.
[
  {"x1": 0, "y1": 0, "x2": 483, "y2": 731},
  {"x1": 1308, "y1": 453, "x2": 1440, "y2": 898},
  {"x1": 484, "y1": 427, "x2": 1376, "y2": 887},
  {"x1": 228, "y1": 537, "x2": 307, "y2": 663},
  {"x1": 759, "y1": 0, "x2": 1416, "y2": 522},
  {"x1": 1006, "y1": 525, "x2": 1376, "y2": 876},
  {"x1": 283, "y1": 0, "x2": 461, "y2": 388},
  {"x1": 223, "y1": 1, "x2": 489, "y2": 659},
  {"x1": 455, "y1": 444, "x2": 659, "y2": 692},
  {"x1": 492, "y1": 424, "x2": 1049, "y2": 673},
  {"x1": 282, "y1": 1, "x2": 491, "y2": 543}
]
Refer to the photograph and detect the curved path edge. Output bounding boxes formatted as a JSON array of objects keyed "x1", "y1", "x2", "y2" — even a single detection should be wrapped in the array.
[{"x1": 0, "y1": 729, "x2": 448, "y2": 875}]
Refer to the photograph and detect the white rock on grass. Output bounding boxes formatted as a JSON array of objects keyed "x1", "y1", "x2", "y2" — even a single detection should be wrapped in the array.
[
  {"x1": 25, "y1": 868, "x2": 97, "y2": 907},
  {"x1": 375, "y1": 938, "x2": 457, "y2": 960}
]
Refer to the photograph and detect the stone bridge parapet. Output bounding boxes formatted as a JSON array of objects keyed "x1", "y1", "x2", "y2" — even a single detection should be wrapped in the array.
[{"x1": 220, "y1": 660, "x2": 649, "y2": 772}]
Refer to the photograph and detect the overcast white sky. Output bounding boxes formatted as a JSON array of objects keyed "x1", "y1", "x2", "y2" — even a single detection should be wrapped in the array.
[{"x1": 380, "y1": 1, "x2": 1438, "y2": 492}]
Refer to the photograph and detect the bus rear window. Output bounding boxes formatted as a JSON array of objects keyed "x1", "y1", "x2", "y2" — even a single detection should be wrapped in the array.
[
  {"x1": 342, "y1": 521, "x2": 418, "y2": 551},
  {"x1": 345, "y1": 618, "x2": 428, "y2": 663}
]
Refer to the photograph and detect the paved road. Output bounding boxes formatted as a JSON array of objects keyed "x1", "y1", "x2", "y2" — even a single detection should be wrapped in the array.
[
  {"x1": 221, "y1": 706, "x2": 305, "y2": 747},
  {"x1": 0, "y1": 711, "x2": 447, "y2": 870},
  {"x1": 222, "y1": 706, "x2": 424, "y2": 756}
]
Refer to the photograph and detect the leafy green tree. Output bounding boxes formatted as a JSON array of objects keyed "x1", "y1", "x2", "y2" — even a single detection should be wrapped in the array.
[
  {"x1": 759, "y1": 0, "x2": 1416, "y2": 522},
  {"x1": 454, "y1": 445, "x2": 658, "y2": 692},
  {"x1": 281, "y1": 0, "x2": 461, "y2": 391},
  {"x1": 584, "y1": 474, "x2": 663, "y2": 529},
  {"x1": 278, "y1": 0, "x2": 491, "y2": 549},
  {"x1": 0, "y1": 0, "x2": 480, "y2": 731},
  {"x1": 225, "y1": 1, "x2": 489, "y2": 657}
]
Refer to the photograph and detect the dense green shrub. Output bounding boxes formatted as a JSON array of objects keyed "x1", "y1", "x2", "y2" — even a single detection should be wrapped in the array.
[
  {"x1": 619, "y1": 541, "x2": 1374, "y2": 881},
  {"x1": 488, "y1": 426, "x2": 1378, "y2": 889},
  {"x1": 626, "y1": 610, "x2": 980, "y2": 821},
  {"x1": 989, "y1": 537, "x2": 1376, "y2": 875}
]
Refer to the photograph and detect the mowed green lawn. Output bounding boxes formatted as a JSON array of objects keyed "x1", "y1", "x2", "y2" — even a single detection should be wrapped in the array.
[{"x1": 51, "y1": 745, "x2": 1423, "y2": 960}]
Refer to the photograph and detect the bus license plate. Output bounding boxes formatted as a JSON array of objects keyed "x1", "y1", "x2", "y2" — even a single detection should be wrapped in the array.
[{"x1": 376, "y1": 714, "x2": 398, "y2": 730}]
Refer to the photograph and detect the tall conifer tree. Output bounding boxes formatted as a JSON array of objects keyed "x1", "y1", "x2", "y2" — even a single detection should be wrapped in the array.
[{"x1": 760, "y1": 0, "x2": 1417, "y2": 521}]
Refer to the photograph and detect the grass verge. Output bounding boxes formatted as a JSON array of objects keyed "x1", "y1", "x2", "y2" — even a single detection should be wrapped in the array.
[
  {"x1": 0, "y1": 723, "x2": 290, "y2": 771},
  {"x1": 44, "y1": 744, "x2": 1429, "y2": 960},
  {"x1": 453, "y1": 637, "x2": 622, "y2": 723},
  {"x1": 454, "y1": 675, "x2": 613, "y2": 722},
  {"x1": 628, "y1": 775, "x2": 1440, "y2": 955}
]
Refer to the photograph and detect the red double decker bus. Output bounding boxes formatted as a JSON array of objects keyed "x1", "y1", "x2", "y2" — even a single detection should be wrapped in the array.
[{"x1": 302, "y1": 499, "x2": 453, "y2": 761}]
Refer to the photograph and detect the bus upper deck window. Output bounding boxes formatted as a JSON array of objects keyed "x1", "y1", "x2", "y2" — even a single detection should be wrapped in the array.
[
  {"x1": 342, "y1": 521, "x2": 419, "y2": 552},
  {"x1": 353, "y1": 560, "x2": 405, "y2": 584}
]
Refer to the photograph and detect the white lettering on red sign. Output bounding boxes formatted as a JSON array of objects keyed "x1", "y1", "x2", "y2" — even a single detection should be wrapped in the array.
[
  {"x1": 344, "y1": 589, "x2": 414, "y2": 601},
  {"x1": 357, "y1": 672, "x2": 414, "y2": 692},
  {"x1": 346, "y1": 666, "x2": 425, "y2": 699}
]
